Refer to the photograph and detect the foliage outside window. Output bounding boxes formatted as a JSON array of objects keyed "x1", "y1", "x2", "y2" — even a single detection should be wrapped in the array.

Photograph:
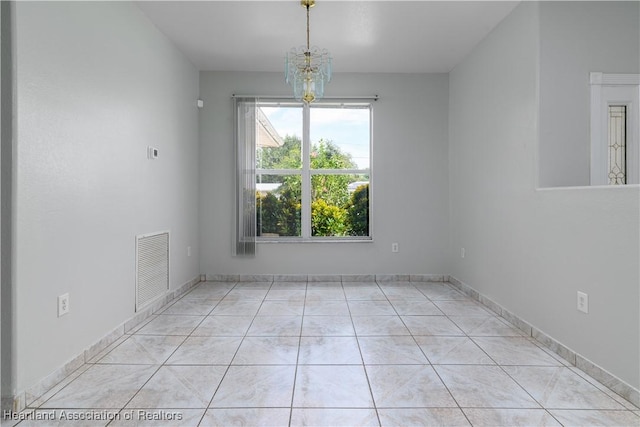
[{"x1": 256, "y1": 101, "x2": 371, "y2": 239}]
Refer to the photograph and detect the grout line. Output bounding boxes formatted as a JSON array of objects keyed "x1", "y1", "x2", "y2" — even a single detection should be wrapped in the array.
[
  {"x1": 287, "y1": 280, "x2": 308, "y2": 427},
  {"x1": 349, "y1": 280, "x2": 383, "y2": 427}
]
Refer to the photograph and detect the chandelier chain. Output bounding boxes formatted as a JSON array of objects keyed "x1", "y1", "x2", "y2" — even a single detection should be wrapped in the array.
[
  {"x1": 306, "y1": 4, "x2": 310, "y2": 51},
  {"x1": 284, "y1": 0, "x2": 331, "y2": 103}
]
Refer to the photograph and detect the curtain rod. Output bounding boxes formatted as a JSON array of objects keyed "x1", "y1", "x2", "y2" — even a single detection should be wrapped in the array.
[{"x1": 231, "y1": 94, "x2": 379, "y2": 101}]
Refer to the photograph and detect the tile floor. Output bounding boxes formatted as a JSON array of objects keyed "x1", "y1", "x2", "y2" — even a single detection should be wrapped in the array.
[{"x1": 10, "y1": 280, "x2": 640, "y2": 426}]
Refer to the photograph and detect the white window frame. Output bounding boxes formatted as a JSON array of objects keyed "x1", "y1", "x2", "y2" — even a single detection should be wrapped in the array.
[
  {"x1": 590, "y1": 72, "x2": 640, "y2": 185},
  {"x1": 256, "y1": 99, "x2": 373, "y2": 241}
]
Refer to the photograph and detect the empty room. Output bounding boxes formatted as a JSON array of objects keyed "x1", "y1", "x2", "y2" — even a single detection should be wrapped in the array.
[{"x1": 1, "y1": 1, "x2": 639, "y2": 426}]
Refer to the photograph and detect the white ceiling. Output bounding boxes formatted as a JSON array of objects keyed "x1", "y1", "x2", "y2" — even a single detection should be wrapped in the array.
[{"x1": 135, "y1": 1, "x2": 519, "y2": 74}]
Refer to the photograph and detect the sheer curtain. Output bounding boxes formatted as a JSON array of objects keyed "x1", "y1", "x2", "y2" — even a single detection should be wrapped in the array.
[{"x1": 233, "y1": 97, "x2": 257, "y2": 256}]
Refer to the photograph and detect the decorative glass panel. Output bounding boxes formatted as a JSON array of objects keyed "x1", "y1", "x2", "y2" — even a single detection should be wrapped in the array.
[{"x1": 608, "y1": 105, "x2": 627, "y2": 185}]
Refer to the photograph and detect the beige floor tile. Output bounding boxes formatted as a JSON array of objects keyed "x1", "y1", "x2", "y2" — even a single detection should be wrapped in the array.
[
  {"x1": 367, "y1": 364, "x2": 457, "y2": 408},
  {"x1": 110, "y1": 409, "x2": 205, "y2": 426},
  {"x1": 434, "y1": 365, "x2": 540, "y2": 408},
  {"x1": 125, "y1": 365, "x2": 226, "y2": 408},
  {"x1": 352, "y1": 315, "x2": 410, "y2": 336},
  {"x1": 160, "y1": 298, "x2": 219, "y2": 315},
  {"x1": 432, "y1": 300, "x2": 492, "y2": 316},
  {"x1": 224, "y1": 288, "x2": 269, "y2": 300},
  {"x1": 301, "y1": 315, "x2": 355, "y2": 336},
  {"x1": 182, "y1": 284, "x2": 232, "y2": 300},
  {"x1": 378, "y1": 408, "x2": 470, "y2": 427},
  {"x1": 202, "y1": 408, "x2": 291, "y2": 427},
  {"x1": 298, "y1": 336, "x2": 362, "y2": 364},
  {"x1": 210, "y1": 300, "x2": 262, "y2": 316},
  {"x1": 349, "y1": 300, "x2": 397, "y2": 316},
  {"x1": 270, "y1": 281, "x2": 307, "y2": 290},
  {"x1": 165, "y1": 336, "x2": 242, "y2": 365},
  {"x1": 462, "y1": 408, "x2": 561, "y2": 426},
  {"x1": 41, "y1": 365, "x2": 157, "y2": 409},
  {"x1": 293, "y1": 365, "x2": 374, "y2": 408},
  {"x1": 190, "y1": 315, "x2": 254, "y2": 336},
  {"x1": 290, "y1": 408, "x2": 380, "y2": 427},
  {"x1": 232, "y1": 281, "x2": 272, "y2": 290},
  {"x1": 343, "y1": 284, "x2": 387, "y2": 301},
  {"x1": 264, "y1": 289, "x2": 306, "y2": 301},
  {"x1": 472, "y1": 336, "x2": 563, "y2": 366},
  {"x1": 232, "y1": 336, "x2": 300, "y2": 365},
  {"x1": 415, "y1": 336, "x2": 494, "y2": 365},
  {"x1": 503, "y1": 366, "x2": 628, "y2": 410},
  {"x1": 96, "y1": 335, "x2": 185, "y2": 365},
  {"x1": 135, "y1": 315, "x2": 203, "y2": 336},
  {"x1": 401, "y1": 315, "x2": 465, "y2": 336},
  {"x1": 414, "y1": 283, "x2": 468, "y2": 301},
  {"x1": 304, "y1": 299, "x2": 350, "y2": 315},
  {"x1": 246, "y1": 315, "x2": 303, "y2": 336},
  {"x1": 358, "y1": 336, "x2": 428, "y2": 364},
  {"x1": 382, "y1": 288, "x2": 426, "y2": 301},
  {"x1": 305, "y1": 288, "x2": 346, "y2": 302},
  {"x1": 389, "y1": 300, "x2": 443, "y2": 315},
  {"x1": 449, "y1": 315, "x2": 525, "y2": 336},
  {"x1": 549, "y1": 409, "x2": 640, "y2": 426},
  {"x1": 210, "y1": 365, "x2": 296, "y2": 408}
]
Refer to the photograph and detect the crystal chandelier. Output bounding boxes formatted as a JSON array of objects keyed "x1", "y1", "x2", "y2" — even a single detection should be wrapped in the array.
[{"x1": 285, "y1": 0, "x2": 332, "y2": 103}]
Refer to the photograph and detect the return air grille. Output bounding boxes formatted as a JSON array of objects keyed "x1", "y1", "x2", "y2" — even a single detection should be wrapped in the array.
[{"x1": 136, "y1": 231, "x2": 169, "y2": 311}]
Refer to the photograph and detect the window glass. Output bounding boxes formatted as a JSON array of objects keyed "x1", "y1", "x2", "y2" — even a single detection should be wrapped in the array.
[
  {"x1": 255, "y1": 101, "x2": 371, "y2": 240},
  {"x1": 256, "y1": 174, "x2": 301, "y2": 237},
  {"x1": 257, "y1": 105, "x2": 302, "y2": 169},
  {"x1": 311, "y1": 174, "x2": 369, "y2": 237},
  {"x1": 310, "y1": 105, "x2": 370, "y2": 169}
]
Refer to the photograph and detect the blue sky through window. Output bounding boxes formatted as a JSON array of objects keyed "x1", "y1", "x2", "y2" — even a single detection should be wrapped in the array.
[{"x1": 261, "y1": 105, "x2": 370, "y2": 169}]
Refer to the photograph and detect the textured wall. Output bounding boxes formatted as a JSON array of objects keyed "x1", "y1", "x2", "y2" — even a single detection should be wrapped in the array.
[
  {"x1": 449, "y1": 2, "x2": 639, "y2": 388},
  {"x1": 13, "y1": 1, "x2": 200, "y2": 392}
]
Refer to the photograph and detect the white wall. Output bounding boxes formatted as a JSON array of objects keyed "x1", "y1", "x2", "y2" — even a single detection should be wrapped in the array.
[
  {"x1": 538, "y1": 1, "x2": 640, "y2": 187},
  {"x1": 0, "y1": 0, "x2": 10, "y2": 408},
  {"x1": 199, "y1": 72, "x2": 450, "y2": 275},
  {"x1": 450, "y1": 1, "x2": 639, "y2": 390},
  {"x1": 13, "y1": 2, "x2": 200, "y2": 393}
]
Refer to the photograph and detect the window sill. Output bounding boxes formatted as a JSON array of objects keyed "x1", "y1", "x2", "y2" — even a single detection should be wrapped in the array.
[{"x1": 257, "y1": 237, "x2": 373, "y2": 244}]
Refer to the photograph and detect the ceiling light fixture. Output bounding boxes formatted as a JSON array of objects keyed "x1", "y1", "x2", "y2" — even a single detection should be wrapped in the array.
[{"x1": 285, "y1": 0, "x2": 332, "y2": 103}]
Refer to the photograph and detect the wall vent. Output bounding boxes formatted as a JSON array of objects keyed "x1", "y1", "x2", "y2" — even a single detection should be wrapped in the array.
[{"x1": 136, "y1": 231, "x2": 169, "y2": 311}]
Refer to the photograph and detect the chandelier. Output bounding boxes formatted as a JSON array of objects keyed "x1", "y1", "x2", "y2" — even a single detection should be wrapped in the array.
[{"x1": 285, "y1": 0, "x2": 332, "y2": 103}]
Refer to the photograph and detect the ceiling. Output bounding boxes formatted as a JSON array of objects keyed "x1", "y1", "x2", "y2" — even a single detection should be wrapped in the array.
[{"x1": 135, "y1": 1, "x2": 519, "y2": 74}]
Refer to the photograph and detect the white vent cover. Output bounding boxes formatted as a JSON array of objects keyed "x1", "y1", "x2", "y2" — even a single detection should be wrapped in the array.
[{"x1": 136, "y1": 231, "x2": 169, "y2": 311}]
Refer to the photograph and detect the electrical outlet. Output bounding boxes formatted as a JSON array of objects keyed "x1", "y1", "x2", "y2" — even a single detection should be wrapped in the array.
[
  {"x1": 187, "y1": 246, "x2": 192, "y2": 257},
  {"x1": 391, "y1": 242, "x2": 399, "y2": 253},
  {"x1": 577, "y1": 291, "x2": 589, "y2": 313},
  {"x1": 58, "y1": 293, "x2": 70, "y2": 317},
  {"x1": 461, "y1": 248, "x2": 465, "y2": 258},
  {"x1": 147, "y1": 146, "x2": 159, "y2": 160}
]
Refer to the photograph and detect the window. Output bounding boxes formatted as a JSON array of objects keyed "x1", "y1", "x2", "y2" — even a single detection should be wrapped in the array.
[
  {"x1": 255, "y1": 100, "x2": 371, "y2": 240},
  {"x1": 608, "y1": 105, "x2": 627, "y2": 185},
  {"x1": 590, "y1": 72, "x2": 639, "y2": 185}
]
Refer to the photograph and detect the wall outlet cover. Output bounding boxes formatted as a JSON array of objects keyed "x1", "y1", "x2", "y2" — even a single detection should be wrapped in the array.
[
  {"x1": 58, "y1": 293, "x2": 70, "y2": 317},
  {"x1": 577, "y1": 291, "x2": 589, "y2": 314}
]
